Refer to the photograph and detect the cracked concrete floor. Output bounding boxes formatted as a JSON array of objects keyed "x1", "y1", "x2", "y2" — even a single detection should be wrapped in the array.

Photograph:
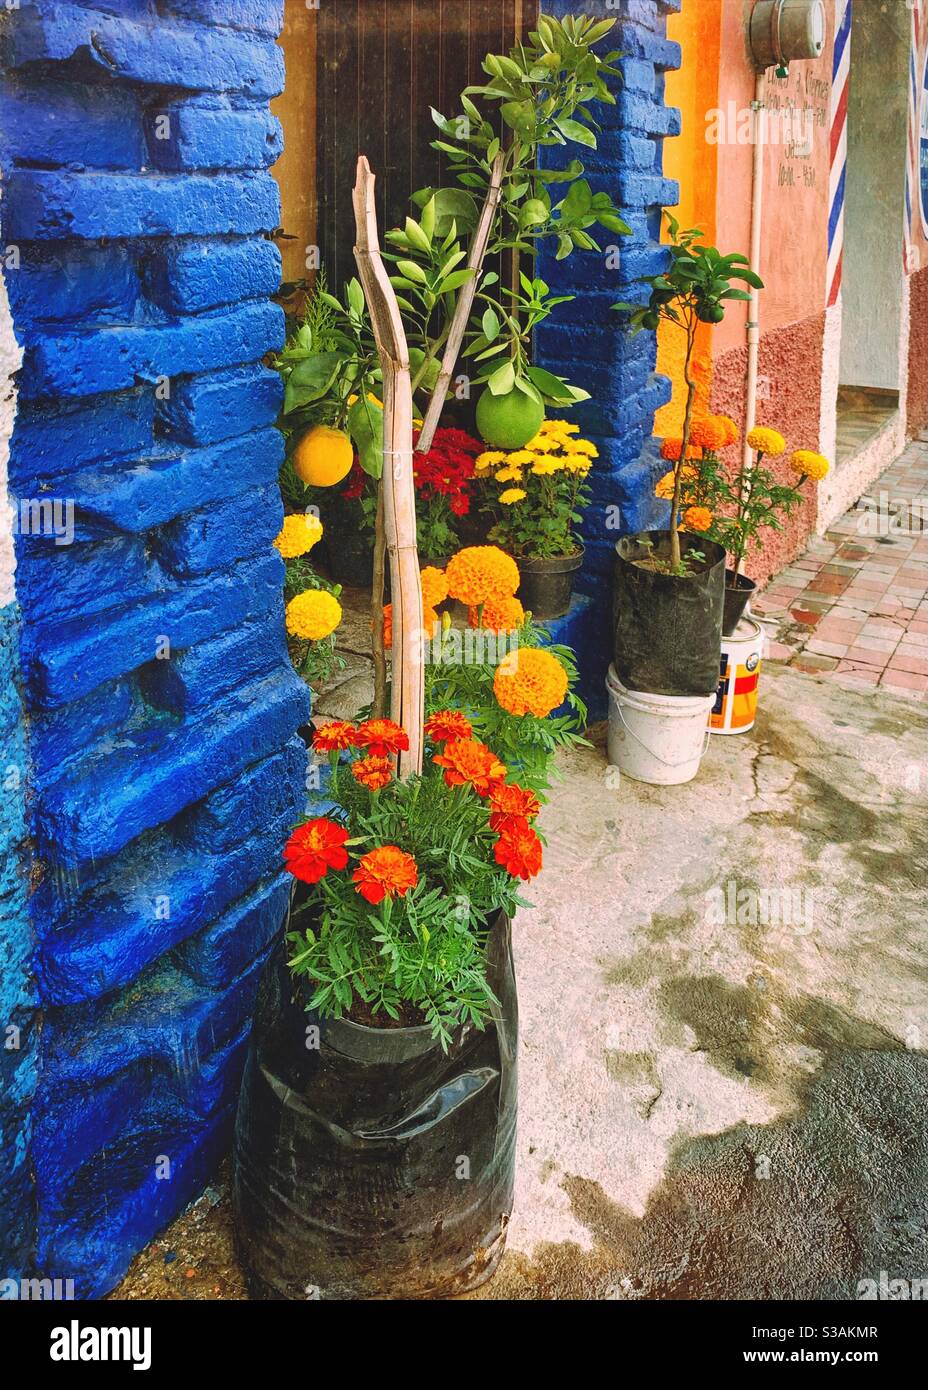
[{"x1": 113, "y1": 662, "x2": 928, "y2": 1301}]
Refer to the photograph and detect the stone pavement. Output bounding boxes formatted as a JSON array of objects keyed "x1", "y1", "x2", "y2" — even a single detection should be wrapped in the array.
[{"x1": 754, "y1": 438, "x2": 928, "y2": 700}]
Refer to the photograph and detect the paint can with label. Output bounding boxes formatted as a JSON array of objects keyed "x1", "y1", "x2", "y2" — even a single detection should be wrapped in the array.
[{"x1": 710, "y1": 617, "x2": 765, "y2": 735}]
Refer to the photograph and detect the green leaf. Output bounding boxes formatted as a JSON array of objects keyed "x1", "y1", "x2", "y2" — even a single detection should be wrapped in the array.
[
  {"x1": 555, "y1": 117, "x2": 597, "y2": 148},
  {"x1": 482, "y1": 307, "x2": 501, "y2": 341},
  {"x1": 439, "y1": 268, "x2": 474, "y2": 292},
  {"x1": 487, "y1": 360, "x2": 515, "y2": 395},
  {"x1": 283, "y1": 351, "x2": 343, "y2": 412},
  {"x1": 405, "y1": 216, "x2": 432, "y2": 253},
  {"x1": 347, "y1": 394, "x2": 383, "y2": 479},
  {"x1": 420, "y1": 195, "x2": 436, "y2": 243},
  {"x1": 396, "y1": 258, "x2": 428, "y2": 284}
]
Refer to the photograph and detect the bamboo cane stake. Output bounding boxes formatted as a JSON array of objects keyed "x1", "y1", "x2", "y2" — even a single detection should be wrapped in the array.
[
  {"x1": 370, "y1": 481, "x2": 387, "y2": 720},
  {"x1": 416, "y1": 150, "x2": 506, "y2": 455},
  {"x1": 353, "y1": 156, "x2": 424, "y2": 777}
]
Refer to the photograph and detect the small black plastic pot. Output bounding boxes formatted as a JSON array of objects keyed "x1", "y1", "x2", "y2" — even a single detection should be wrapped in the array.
[
  {"x1": 612, "y1": 531, "x2": 726, "y2": 697},
  {"x1": 517, "y1": 548, "x2": 584, "y2": 620},
  {"x1": 232, "y1": 908, "x2": 517, "y2": 1301},
  {"x1": 722, "y1": 570, "x2": 756, "y2": 637}
]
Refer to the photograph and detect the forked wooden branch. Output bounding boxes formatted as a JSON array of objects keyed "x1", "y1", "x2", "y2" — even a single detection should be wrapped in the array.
[
  {"x1": 353, "y1": 155, "x2": 424, "y2": 777},
  {"x1": 416, "y1": 150, "x2": 506, "y2": 454}
]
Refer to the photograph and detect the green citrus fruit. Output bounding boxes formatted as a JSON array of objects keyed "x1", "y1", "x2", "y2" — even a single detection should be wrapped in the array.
[{"x1": 475, "y1": 386, "x2": 545, "y2": 449}]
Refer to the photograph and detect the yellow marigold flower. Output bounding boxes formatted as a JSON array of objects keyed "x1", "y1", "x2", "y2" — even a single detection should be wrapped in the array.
[
  {"x1": 544, "y1": 420, "x2": 579, "y2": 435},
  {"x1": 746, "y1": 426, "x2": 786, "y2": 456},
  {"x1": 494, "y1": 647, "x2": 569, "y2": 718},
  {"x1": 420, "y1": 565, "x2": 449, "y2": 609},
  {"x1": 495, "y1": 466, "x2": 523, "y2": 483},
  {"x1": 568, "y1": 438, "x2": 598, "y2": 457},
  {"x1": 274, "y1": 513, "x2": 323, "y2": 558},
  {"x1": 475, "y1": 451, "x2": 507, "y2": 472},
  {"x1": 286, "y1": 589, "x2": 342, "y2": 641},
  {"x1": 446, "y1": 545, "x2": 520, "y2": 605},
  {"x1": 525, "y1": 434, "x2": 557, "y2": 452},
  {"x1": 683, "y1": 505, "x2": 713, "y2": 532},
  {"x1": 499, "y1": 488, "x2": 527, "y2": 504},
  {"x1": 531, "y1": 456, "x2": 561, "y2": 476},
  {"x1": 789, "y1": 449, "x2": 830, "y2": 481},
  {"x1": 654, "y1": 464, "x2": 698, "y2": 501},
  {"x1": 506, "y1": 449, "x2": 534, "y2": 466}
]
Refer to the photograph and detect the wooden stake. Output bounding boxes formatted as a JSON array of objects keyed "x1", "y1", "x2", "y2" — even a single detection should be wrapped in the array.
[
  {"x1": 370, "y1": 480, "x2": 387, "y2": 719},
  {"x1": 353, "y1": 156, "x2": 424, "y2": 777},
  {"x1": 416, "y1": 151, "x2": 506, "y2": 455}
]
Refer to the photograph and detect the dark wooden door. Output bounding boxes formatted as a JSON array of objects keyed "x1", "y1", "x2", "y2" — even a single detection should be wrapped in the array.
[{"x1": 315, "y1": 0, "x2": 536, "y2": 293}]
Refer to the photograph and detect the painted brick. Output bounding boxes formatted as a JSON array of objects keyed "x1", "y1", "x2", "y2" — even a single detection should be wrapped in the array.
[
  {"x1": 8, "y1": 389, "x2": 155, "y2": 486},
  {"x1": 0, "y1": 76, "x2": 144, "y2": 171},
  {"x1": 6, "y1": 169, "x2": 280, "y2": 242},
  {"x1": 21, "y1": 550, "x2": 286, "y2": 708},
  {"x1": 22, "y1": 300, "x2": 284, "y2": 400},
  {"x1": 144, "y1": 238, "x2": 282, "y2": 316},
  {"x1": 142, "y1": 612, "x2": 288, "y2": 716},
  {"x1": 162, "y1": 0, "x2": 284, "y2": 35},
  {"x1": 6, "y1": 4, "x2": 285, "y2": 98},
  {"x1": 13, "y1": 534, "x2": 155, "y2": 626},
  {"x1": 29, "y1": 679, "x2": 134, "y2": 786},
  {"x1": 66, "y1": 426, "x2": 283, "y2": 532},
  {"x1": 4, "y1": 243, "x2": 140, "y2": 330},
  {"x1": 38, "y1": 666, "x2": 309, "y2": 866},
  {"x1": 174, "y1": 873, "x2": 291, "y2": 988},
  {"x1": 146, "y1": 100, "x2": 284, "y2": 170},
  {"x1": 156, "y1": 362, "x2": 282, "y2": 446},
  {"x1": 156, "y1": 482, "x2": 283, "y2": 580},
  {"x1": 187, "y1": 737, "x2": 307, "y2": 855}
]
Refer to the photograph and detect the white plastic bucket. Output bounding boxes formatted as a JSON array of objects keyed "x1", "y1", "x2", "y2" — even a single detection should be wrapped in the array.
[{"x1": 606, "y1": 665, "x2": 714, "y2": 785}]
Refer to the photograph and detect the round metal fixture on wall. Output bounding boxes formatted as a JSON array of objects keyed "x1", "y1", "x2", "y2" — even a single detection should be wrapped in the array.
[{"x1": 749, "y1": 0, "x2": 826, "y2": 73}]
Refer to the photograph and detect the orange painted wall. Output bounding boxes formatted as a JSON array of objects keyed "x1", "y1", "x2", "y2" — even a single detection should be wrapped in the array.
[
  {"x1": 656, "y1": 0, "x2": 834, "y2": 427},
  {"x1": 654, "y1": 0, "x2": 721, "y2": 435}
]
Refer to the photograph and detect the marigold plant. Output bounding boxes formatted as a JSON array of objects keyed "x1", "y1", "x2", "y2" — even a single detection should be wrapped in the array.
[{"x1": 474, "y1": 420, "x2": 596, "y2": 560}]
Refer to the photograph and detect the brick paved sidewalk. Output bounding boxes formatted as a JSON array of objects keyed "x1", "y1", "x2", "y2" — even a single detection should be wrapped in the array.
[{"x1": 753, "y1": 439, "x2": 928, "y2": 700}]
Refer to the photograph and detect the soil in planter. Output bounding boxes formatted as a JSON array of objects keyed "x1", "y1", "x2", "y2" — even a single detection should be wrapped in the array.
[
  {"x1": 345, "y1": 995, "x2": 427, "y2": 1029},
  {"x1": 233, "y1": 911, "x2": 517, "y2": 1301}
]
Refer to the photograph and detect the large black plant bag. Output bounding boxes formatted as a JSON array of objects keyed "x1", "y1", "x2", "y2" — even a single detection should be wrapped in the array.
[{"x1": 233, "y1": 909, "x2": 517, "y2": 1300}]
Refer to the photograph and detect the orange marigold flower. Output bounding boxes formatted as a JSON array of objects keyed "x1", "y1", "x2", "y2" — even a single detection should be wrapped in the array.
[
  {"x1": 689, "y1": 417, "x2": 729, "y2": 451},
  {"x1": 682, "y1": 505, "x2": 713, "y2": 532},
  {"x1": 660, "y1": 437, "x2": 701, "y2": 462},
  {"x1": 424, "y1": 710, "x2": 473, "y2": 743},
  {"x1": 487, "y1": 782, "x2": 541, "y2": 833},
  {"x1": 352, "y1": 845, "x2": 418, "y2": 905},
  {"x1": 420, "y1": 565, "x2": 449, "y2": 609},
  {"x1": 351, "y1": 755, "x2": 393, "y2": 791},
  {"x1": 493, "y1": 647, "x2": 569, "y2": 718},
  {"x1": 382, "y1": 603, "x2": 393, "y2": 650},
  {"x1": 716, "y1": 414, "x2": 740, "y2": 446},
  {"x1": 445, "y1": 545, "x2": 520, "y2": 606},
  {"x1": 433, "y1": 737, "x2": 507, "y2": 797},
  {"x1": 312, "y1": 720, "x2": 359, "y2": 753},
  {"x1": 468, "y1": 593, "x2": 525, "y2": 634},
  {"x1": 494, "y1": 823, "x2": 543, "y2": 880},
  {"x1": 654, "y1": 464, "x2": 698, "y2": 502},
  {"x1": 355, "y1": 718, "x2": 410, "y2": 758},
  {"x1": 284, "y1": 817, "x2": 350, "y2": 884}
]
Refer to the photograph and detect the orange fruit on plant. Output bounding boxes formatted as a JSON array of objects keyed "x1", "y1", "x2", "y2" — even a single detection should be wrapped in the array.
[{"x1": 292, "y1": 425, "x2": 354, "y2": 487}]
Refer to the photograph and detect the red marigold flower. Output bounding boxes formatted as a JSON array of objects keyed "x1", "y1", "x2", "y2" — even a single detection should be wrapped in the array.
[
  {"x1": 425, "y1": 710, "x2": 473, "y2": 743},
  {"x1": 351, "y1": 755, "x2": 393, "y2": 791},
  {"x1": 493, "y1": 823, "x2": 543, "y2": 880},
  {"x1": 433, "y1": 737, "x2": 507, "y2": 797},
  {"x1": 355, "y1": 718, "x2": 410, "y2": 758},
  {"x1": 487, "y1": 782, "x2": 541, "y2": 833},
  {"x1": 284, "y1": 818, "x2": 350, "y2": 884},
  {"x1": 312, "y1": 720, "x2": 359, "y2": 753},
  {"x1": 352, "y1": 845, "x2": 419, "y2": 904}
]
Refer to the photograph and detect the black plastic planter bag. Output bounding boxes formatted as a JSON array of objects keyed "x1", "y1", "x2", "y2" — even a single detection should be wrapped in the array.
[
  {"x1": 613, "y1": 532, "x2": 726, "y2": 697},
  {"x1": 233, "y1": 910, "x2": 517, "y2": 1300}
]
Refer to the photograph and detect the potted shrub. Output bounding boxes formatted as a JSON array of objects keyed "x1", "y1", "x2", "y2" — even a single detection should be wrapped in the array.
[
  {"x1": 472, "y1": 419, "x2": 596, "y2": 618},
  {"x1": 612, "y1": 219, "x2": 763, "y2": 698},
  {"x1": 676, "y1": 426, "x2": 831, "y2": 635}
]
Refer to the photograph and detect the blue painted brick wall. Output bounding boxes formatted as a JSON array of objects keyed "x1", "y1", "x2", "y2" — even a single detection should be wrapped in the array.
[
  {"x1": 538, "y1": 0, "x2": 681, "y2": 718},
  {"x1": 0, "y1": 0, "x2": 309, "y2": 1297}
]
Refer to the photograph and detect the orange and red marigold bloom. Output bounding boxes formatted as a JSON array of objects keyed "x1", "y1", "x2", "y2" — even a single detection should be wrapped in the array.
[
  {"x1": 351, "y1": 755, "x2": 393, "y2": 792},
  {"x1": 312, "y1": 720, "x2": 358, "y2": 754},
  {"x1": 433, "y1": 737, "x2": 507, "y2": 797},
  {"x1": 487, "y1": 782, "x2": 541, "y2": 833},
  {"x1": 352, "y1": 845, "x2": 419, "y2": 904},
  {"x1": 494, "y1": 822, "x2": 543, "y2": 880},
  {"x1": 284, "y1": 817, "x2": 350, "y2": 884},
  {"x1": 355, "y1": 718, "x2": 410, "y2": 758},
  {"x1": 424, "y1": 709, "x2": 473, "y2": 743}
]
